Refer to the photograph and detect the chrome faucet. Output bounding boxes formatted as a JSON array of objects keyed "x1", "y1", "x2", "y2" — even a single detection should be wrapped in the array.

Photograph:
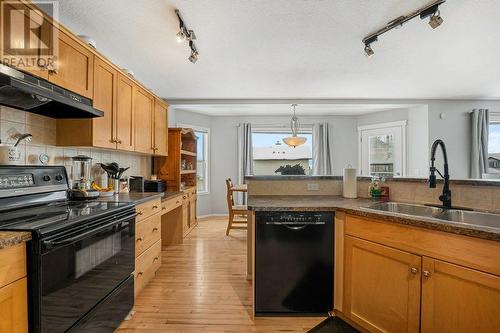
[{"x1": 429, "y1": 139, "x2": 451, "y2": 209}]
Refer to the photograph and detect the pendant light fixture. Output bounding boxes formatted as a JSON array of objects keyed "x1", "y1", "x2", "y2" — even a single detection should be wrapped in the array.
[{"x1": 283, "y1": 104, "x2": 307, "y2": 148}]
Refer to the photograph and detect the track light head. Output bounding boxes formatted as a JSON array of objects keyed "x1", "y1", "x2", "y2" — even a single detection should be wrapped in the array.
[
  {"x1": 364, "y1": 44, "x2": 374, "y2": 57},
  {"x1": 176, "y1": 30, "x2": 186, "y2": 43},
  {"x1": 187, "y1": 30, "x2": 196, "y2": 40},
  {"x1": 188, "y1": 50, "x2": 198, "y2": 63},
  {"x1": 429, "y1": 10, "x2": 443, "y2": 29}
]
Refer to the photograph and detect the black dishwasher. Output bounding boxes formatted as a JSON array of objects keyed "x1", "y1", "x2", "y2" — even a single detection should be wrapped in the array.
[{"x1": 255, "y1": 211, "x2": 334, "y2": 316}]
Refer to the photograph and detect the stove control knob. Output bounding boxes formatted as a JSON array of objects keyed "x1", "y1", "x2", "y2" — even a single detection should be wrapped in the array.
[
  {"x1": 55, "y1": 174, "x2": 63, "y2": 181},
  {"x1": 43, "y1": 175, "x2": 51, "y2": 182}
]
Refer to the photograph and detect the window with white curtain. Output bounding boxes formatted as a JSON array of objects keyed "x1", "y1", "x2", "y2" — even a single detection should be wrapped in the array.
[{"x1": 488, "y1": 114, "x2": 500, "y2": 172}]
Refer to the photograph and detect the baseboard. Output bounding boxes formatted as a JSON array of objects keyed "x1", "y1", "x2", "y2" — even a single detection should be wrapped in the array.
[{"x1": 197, "y1": 214, "x2": 229, "y2": 219}]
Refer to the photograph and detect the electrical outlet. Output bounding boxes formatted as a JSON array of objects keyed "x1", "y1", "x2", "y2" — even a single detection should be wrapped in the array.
[{"x1": 307, "y1": 183, "x2": 320, "y2": 191}]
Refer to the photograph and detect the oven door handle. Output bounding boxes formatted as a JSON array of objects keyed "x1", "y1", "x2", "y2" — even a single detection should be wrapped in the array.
[
  {"x1": 43, "y1": 215, "x2": 133, "y2": 250},
  {"x1": 264, "y1": 221, "x2": 325, "y2": 230}
]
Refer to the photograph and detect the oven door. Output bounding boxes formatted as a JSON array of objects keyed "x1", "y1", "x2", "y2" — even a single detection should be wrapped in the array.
[{"x1": 39, "y1": 211, "x2": 135, "y2": 333}]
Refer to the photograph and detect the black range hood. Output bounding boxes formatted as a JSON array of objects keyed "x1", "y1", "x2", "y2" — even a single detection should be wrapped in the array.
[{"x1": 0, "y1": 64, "x2": 103, "y2": 118}]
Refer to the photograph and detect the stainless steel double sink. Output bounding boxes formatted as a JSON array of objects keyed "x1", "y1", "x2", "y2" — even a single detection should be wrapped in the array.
[{"x1": 364, "y1": 202, "x2": 500, "y2": 230}]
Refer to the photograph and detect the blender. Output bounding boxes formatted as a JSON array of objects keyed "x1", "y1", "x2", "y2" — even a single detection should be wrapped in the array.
[{"x1": 70, "y1": 155, "x2": 99, "y2": 199}]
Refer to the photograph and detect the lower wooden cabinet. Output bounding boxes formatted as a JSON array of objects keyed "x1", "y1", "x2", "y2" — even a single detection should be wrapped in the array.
[
  {"x1": 421, "y1": 257, "x2": 500, "y2": 333},
  {"x1": 0, "y1": 277, "x2": 28, "y2": 333},
  {"x1": 342, "y1": 215, "x2": 500, "y2": 333},
  {"x1": 344, "y1": 236, "x2": 421, "y2": 333},
  {"x1": 134, "y1": 240, "x2": 161, "y2": 297},
  {"x1": 182, "y1": 200, "x2": 189, "y2": 237}
]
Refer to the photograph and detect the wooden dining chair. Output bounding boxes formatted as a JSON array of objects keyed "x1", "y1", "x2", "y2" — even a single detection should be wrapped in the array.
[{"x1": 225, "y1": 178, "x2": 248, "y2": 236}]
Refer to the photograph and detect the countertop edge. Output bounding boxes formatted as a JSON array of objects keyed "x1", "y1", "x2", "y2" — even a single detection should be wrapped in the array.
[
  {"x1": 247, "y1": 200, "x2": 500, "y2": 242},
  {"x1": 0, "y1": 231, "x2": 32, "y2": 250}
]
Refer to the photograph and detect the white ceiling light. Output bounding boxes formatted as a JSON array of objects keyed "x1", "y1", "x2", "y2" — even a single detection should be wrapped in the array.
[
  {"x1": 175, "y1": 9, "x2": 199, "y2": 63},
  {"x1": 283, "y1": 104, "x2": 307, "y2": 148}
]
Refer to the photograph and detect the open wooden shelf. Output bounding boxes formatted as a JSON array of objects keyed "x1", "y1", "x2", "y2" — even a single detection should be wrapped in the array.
[
  {"x1": 180, "y1": 170, "x2": 196, "y2": 174},
  {"x1": 181, "y1": 150, "x2": 196, "y2": 157}
]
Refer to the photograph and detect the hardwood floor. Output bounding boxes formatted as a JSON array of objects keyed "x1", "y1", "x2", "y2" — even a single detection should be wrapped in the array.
[{"x1": 118, "y1": 216, "x2": 324, "y2": 332}]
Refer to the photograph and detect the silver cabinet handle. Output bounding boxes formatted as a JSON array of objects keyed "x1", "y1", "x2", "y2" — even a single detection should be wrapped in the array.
[
  {"x1": 410, "y1": 267, "x2": 418, "y2": 275},
  {"x1": 423, "y1": 270, "x2": 431, "y2": 278}
]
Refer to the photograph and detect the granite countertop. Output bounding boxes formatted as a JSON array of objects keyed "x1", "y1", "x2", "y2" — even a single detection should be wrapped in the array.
[
  {"x1": 247, "y1": 195, "x2": 500, "y2": 242},
  {"x1": 97, "y1": 192, "x2": 164, "y2": 205},
  {"x1": 0, "y1": 231, "x2": 31, "y2": 250}
]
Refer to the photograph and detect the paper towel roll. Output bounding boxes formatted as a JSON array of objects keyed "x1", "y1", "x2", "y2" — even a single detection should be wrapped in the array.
[{"x1": 343, "y1": 166, "x2": 358, "y2": 198}]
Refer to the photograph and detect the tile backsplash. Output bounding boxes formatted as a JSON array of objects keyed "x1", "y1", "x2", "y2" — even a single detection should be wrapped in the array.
[{"x1": 0, "y1": 106, "x2": 152, "y2": 187}]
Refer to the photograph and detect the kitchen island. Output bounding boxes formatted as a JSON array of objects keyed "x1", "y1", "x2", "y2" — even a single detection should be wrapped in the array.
[{"x1": 246, "y1": 178, "x2": 500, "y2": 333}]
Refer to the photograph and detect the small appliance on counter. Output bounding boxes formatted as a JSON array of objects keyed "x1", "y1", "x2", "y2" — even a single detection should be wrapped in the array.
[
  {"x1": 144, "y1": 179, "x2": 166, "y2": 192},
  {"x1": 70, "y1": 155, "x2": 99, "y2": 200},
  {"x1": 129, "y1": 176, "x2": 166, "y2": 192}
]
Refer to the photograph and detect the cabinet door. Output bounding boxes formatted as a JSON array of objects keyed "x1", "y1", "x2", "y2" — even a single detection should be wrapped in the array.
[
  {"x1": 0, "y1": 278, "x2": 28, "y2": 333},
  {"x1": 344, "y1": 236, "x2": 421, "y2": 333},
  {"x1": 49, "y1": 30, "x2": 94, "y2": 98},
  {"x1": 134, "y1": 86, "x2": 154, "y2": 154},
  {"x1": 421, "y1": 257, "x2": 500, "y2": 333},
  {"x1": 189, "y1": 196, "x2": 196, "y2": 227},
  {"x1": 115, "y1": 74, "x2": 134, "y2": 151},
  {"x1": 153, "y1": 99, "x2": 168, "y2": 156},
  {"x1": 182, "y1": 202, "x2": 189, "y2": 236},
  {"x1": 0, "y1": 1, "x2": 51, "y2": 79},
  {"x1": 92, "y1": 57, "x2": 116, "y2": 149}
]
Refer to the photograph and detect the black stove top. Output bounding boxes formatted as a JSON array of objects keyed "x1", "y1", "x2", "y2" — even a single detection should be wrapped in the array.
[{"x1": 0, "y1": 200, "x2": 133, "y2": 235}]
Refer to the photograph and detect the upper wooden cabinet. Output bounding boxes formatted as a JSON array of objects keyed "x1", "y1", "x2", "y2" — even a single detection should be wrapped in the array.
[
  {"x1": 134, "y1": 87, "x2": 154, "y2": 154},
  {"x1": 343, "y1": 235, "x2": 421, "y2": 333},
  {"x1": 421, "y1": 257, "x2": 500, "y2": 333},
  {"x1": 116, "y1": 73, "x2": 135, "y2": 151},
  {"x1": 153, "y1": 99, "x2": 168, "y2": 156},
  {"x1": 0, "y1": 0, "x2": 51, "y2": 79},
  {"x1": 48, "y1": 30, "x2": 94, "y2": 98},
  {"x1": 92, "y1": 57, "x2": 117, "y2": 149}
]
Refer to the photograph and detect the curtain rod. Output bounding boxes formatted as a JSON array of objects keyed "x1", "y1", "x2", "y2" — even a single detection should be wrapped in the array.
[{"x1": 237, "y1": 123, "x2": 315, "y2": 127}]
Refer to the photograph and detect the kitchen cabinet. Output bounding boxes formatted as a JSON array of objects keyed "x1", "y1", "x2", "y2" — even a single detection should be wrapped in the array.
[
  {"x1": 182, "y1": 199, "x2": 189, "y2": 237},
  {"x1": 153, "y1": 99, "x2": 168, "y2": 156},
  {"x1": 0, "y1": 0, "x2": 52, "y2": 80},
  {"x1": 344, "y1": 236, "x2": 421, "y2": 333},
  {"x1": 341, "y1": 214, "x2": 500, "y2": 333},
  {"x1": 134, "y1": 86, "x2": 154, "y2": 154},
  {"x1": 115, "y1": 73, "x2": 135, "y2": 151},
  {"x1": 134, "y1": 197, "x2": 162, "y2": 298},
  {"x1": 189, "y1": 194, "x2": 196, "y2": 228},
  {"x1": 91, "y1": 56, "x2": 117, "y2": 149},
  {"x1": 0, "y1": 277, "x2": 28, "y2": 333},
  {"x1": 49, "y1": 30, "x2": 94, "y2": 98},
  {"x1": 421, "y1": 257, "x2": 500, "y2": 333},
  {"x1": 0, "y1": 242, "x2": 28, "y2": 333}
]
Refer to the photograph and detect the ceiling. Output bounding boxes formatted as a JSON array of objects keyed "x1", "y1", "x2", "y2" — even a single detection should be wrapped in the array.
[
  {"x1": 170, "y1": 103, "x2": 417, "y2": 116},
  {"x1": 57, "y1": 0, "x2": 500, "y2": 101}
]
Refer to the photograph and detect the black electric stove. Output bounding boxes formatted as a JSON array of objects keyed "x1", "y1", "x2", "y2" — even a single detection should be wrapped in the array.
[{"x1": 0, "y1": 166, "x2": 136, "y2": 333}]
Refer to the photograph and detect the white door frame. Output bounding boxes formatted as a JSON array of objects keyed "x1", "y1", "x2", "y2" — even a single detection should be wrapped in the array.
[{"x1": 357, "y1": 120, "x2": 407, "y2": 177}]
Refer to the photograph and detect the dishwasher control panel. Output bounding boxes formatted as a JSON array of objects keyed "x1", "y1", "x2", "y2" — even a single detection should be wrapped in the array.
[{"x1": 256, "y1": 211, "x2": 333, "y2": 224}]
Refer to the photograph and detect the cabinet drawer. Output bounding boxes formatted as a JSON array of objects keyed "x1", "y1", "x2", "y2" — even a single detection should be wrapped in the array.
[
  {"x1": 135, "y1": 198, "x2": 161, "y2": 222},
  {"x1": 0, "y1": 243, "x2": 26, "y2": 288},
  {"x1": 162, "y1": 195, "x2": 183, "y2": 214},
  {"x1": 135, "y1": 214, "x2": 161, "y2": 257},
  {"x1": 0, "y1": 277, "x2": 28, "y2": 333},
  {"x1": 134, "y1": 240, "x2": 161, "y2": 297}
]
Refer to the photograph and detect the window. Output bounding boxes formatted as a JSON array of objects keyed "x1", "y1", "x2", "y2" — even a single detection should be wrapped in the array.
[
  {"x1": 488, "y1": 114, "x2": 500, "y2": 172},
  {"x1": 252, "y1": 129, "x2": 313, "y2": 176},
  {"x1": 358, "y1": 121, "x2": 407, "y2": 178}
]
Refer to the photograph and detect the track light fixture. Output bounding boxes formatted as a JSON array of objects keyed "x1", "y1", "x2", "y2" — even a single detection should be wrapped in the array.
[
  {"x1": 362, "y1": 0, "x2": 445, "y2": 56},
  {"x1": 175, "y1": 9, "x2": 199, "y2": 63}
]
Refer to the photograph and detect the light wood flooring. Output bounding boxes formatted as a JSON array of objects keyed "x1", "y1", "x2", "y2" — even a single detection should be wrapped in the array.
[{"x1": 117, "y1": 216, "x2": 324, "y2": 332}]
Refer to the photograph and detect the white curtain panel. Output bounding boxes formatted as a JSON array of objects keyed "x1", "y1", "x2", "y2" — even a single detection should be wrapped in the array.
[
  {"x1": 312, "y1": 122, "x2": 334, "y2": 175},
  {"x1": 470, "y1": 109, "x2": 489, "y2": 179}
]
